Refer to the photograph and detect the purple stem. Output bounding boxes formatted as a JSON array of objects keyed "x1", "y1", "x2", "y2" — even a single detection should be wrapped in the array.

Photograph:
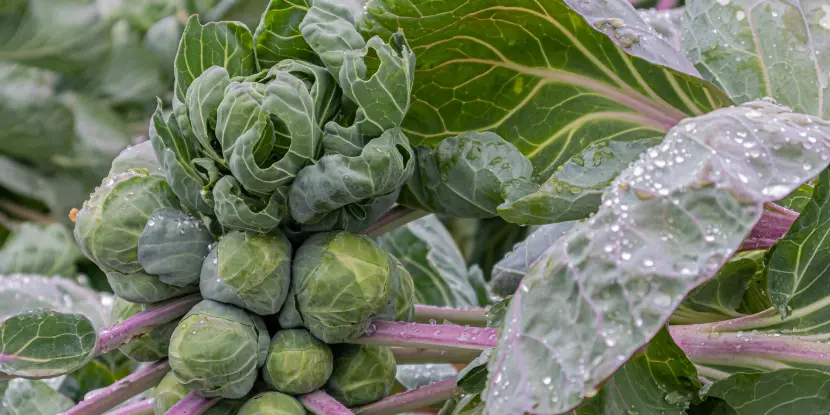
[
  {"x1": 350, "y1": 321, "x2": 498, "y2": 351},
  {"x1": 104, "y1": 400, "x2": 155, "y2": 415},
  {"x1": 164, "y1": 392, "x2": 218, "y2": 415},
  {"x1": 363, "y1": 206, "x2": 427, "y2": 238},
  {"x1": 412, "y1": 305, "x2": 490, "y2": 327},
  {"x1": 391, "y1": 347, "x2": 482, "y2": 364},
  {"x1": 62, "y1": 360, "x2": 170, "y2": 415},
  {"x1": 655, "y1": 0, "x2": 679, "y2": 10},
  {"x1": 300, "y1": 390, "x2": 355, "y2": 415},
  {"x1": 96, "y1": 294, "x2": 201, "y2": 355},
  {"x1": 355, "y1": 379, "x2": 462, "y2": 415},
  {"x1": 739, "y1": 207, "x2": 799, "y2": 252}
]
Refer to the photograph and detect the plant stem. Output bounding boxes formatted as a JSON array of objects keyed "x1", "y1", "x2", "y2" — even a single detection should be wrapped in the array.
[
  {"x1": 738, "y1": 207, "x2": 799, "y2": 252},
  {"x1": 164, "y1": 392, "x2": 218, "y2": 415},
  {"x1": 355, "y1": 379, "x2": 462, "y2": 415},
  {"x1": 655, "y1": 0, "x2": 679, "y2": 10},
  {"x1": 350, "y1": 321, "x2": 497, "y2": 351},
  {"x1": 105, "y1": 400, "x2": 155, "y2": 415},
  {"x1": 363, "y1": 206, "x2": 427, "y2": 238},
  {"x1": 300, "y1": 390, "x2": 355, "y2": 415},
  {"x1": 62, "y1": 360, "x2": 169, "y2": 415},
  {"x1": 413, "y1": 305, "x2": 490, "y2": 327},
  {"x1": 0, "y1": 200, "x2": 53, "y2": 225},
  {"x1": 0, "y1": 372, "x2": 12, "y2": 381},
  {"x1": 391, "y1": 347, "x2": 481, "y2": 364},
  {"x1": 96, "y1": 294, "x2": 201, "y2": 355}
]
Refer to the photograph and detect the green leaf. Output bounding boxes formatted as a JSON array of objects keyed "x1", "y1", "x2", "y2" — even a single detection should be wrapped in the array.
[
  {"x1": 254, "y1": 0, "x2": 319, "y2": 67},
  {"x1": 0, "y1": 274, "x2": 110, "y2": 329},
  {"x1": 186, "y1": 66, "x2": 232, "y2": 166},
  {"x1": 486, "y1": 297, "x2": 511, "y2": 329},
  {"x1": 174, "y1": 15, "x2": 256, "y2": 102},
  {"x1": 396, "y1": 364, "x2": 458, "y2": 390},
  {"x1": 639, "y1": 8, "x2": 684, "y2": 51},
  {"x1": 775, "y1": 184, "x2": 814, "y2": 213},
  {"x1": 671, "y1": 258, "x2": 758, "y2": 324},
  {"x1": 108, "y1": 141, "x2": 164, "y2": 177},
  {"x1": 704, "y1": 369, "x2": 830, "y2": 414},
  {"x1": 353, "y1": 0, "x2": 732, "y2": 182},
  {"x1": 0, "y1": 378, "x2": 74, "y2": 415},
  {"x1": 0, "y1": 309, "x2": 96, "y2": 378},
  {"x1": 489, "y1": 222, "x2": 575, "y2": 298},
  {"x1": 144, "y1": 15, "x2": 183, "y2": 77},
  {"x1": 213, "y1": 176, "x2": 288, "y2": 233},
  {"x1": 683, "y1": 0, "x2": 830, "y2": 119},
  {"x1": 487, "y1": 100, "x2": 830, "y2": 414},
  {"x1": 457, "y1": 349, "x2": 492, "y2": 394},
  {"x1": 574, "y1": 328, "x2": 701, "y2": 415},
  {"x1": 399, "y1": 132, "x2": 532, "y2": 218},
  {"x1": 735, "y1": 250, "x2": 772, "y2": 315},
  {"x1": 498, "y1": 138, "x2": 660, "y2": 225},
  {"x1": 378, "y1": 215, "x2": 482, "y2": 307},
  {"x1": 0, "y1": 224, "x2": 82, "y2": 277},
  {"x1": 137, "y1": 208, "x2": 214, "y2": 287},
  {"x1": 464, "y1": 218, "x2": 529, "y2": 282}
]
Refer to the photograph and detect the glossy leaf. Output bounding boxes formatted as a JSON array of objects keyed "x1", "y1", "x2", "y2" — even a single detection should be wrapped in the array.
[
  {"x1": 0, "y1": 274, "x2": 110, "y2": 329},
  {"x1": 137, "y1": 208, "x2": 214, "y2": 287},
  {"x1": 0, "y1": 224, "x2": 82, "y2": 277},
  {"x1": 639, "y1": 8, "x2": 684, "y2": 51},
  {"x1": 0, "y1": 378, "x2": 74, "y2": 415},
  {"x1": 704, "y1": 369, "x2": 830, "y2": 414},
  {"x1": 457, "y1": 349, "x2": 492, "y2": 394},
  {"x1": 254, "y1": 0, "x2": 318, "y2": 67},
  {"x1": 671, "y1": 258, "x2": 757, "y2": 324},
  {"x1": 378, "y1": 215, "x2": 482, "y2": 307},
  {"x1": 487, "y1": 100, "x2": 830, "y2": 414},
  {"x1": 775, "y1": 184, "x2": 814, "y2": 213},
  {"x1": 683, "y1": 0, "x2": 830, "y2": 119}
]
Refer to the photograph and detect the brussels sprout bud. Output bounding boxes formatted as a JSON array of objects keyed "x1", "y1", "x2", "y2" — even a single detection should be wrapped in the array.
[
  {"x1": 168, "y1": 300, "x2": 269, "y2": 399},
  {"x1": 110, "y1": 297, "x2": 178, "y2": 362},
  {"x1": 153, "y1": 372, "x2": 246, "y2": 415},
  {"x1": 199, "y1": 230, "x2": 292, "y2": 315},
  {"x1": 74, "y1": 170, "x2": 180, "y2": 274},
  {"x1": 108, "y1": 141, "x2": 164, "y2": 177},
  {"x1": 376, "y1": 254, "x2": 415, "y2": 322},
  {"x1": 106, "y1": 270, "x2": 198, "y2": 304},
  {"x1": 137, "y1": 208, "x2": 214, "y2": 287},
  {"x1": 325, "y1": 344, "x2": 397, "y2": 406},
  {"x1": 263, "y1": 329, "x2": 333, "y2": 395},
  {"x1": 237, "y1": 392, "x2": 305, "y2": 415},
  {"x1": 293, "y1": 231, "x2": 393, "y2": 343}
]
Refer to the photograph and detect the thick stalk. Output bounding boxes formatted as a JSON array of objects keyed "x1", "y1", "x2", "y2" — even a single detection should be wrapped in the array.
[
  {"x1": 105, "y1": 400, "x2": 155, "y2": 415},
  {"x1": 738, "y1": 206, "x2": 799, "y2": 252},
  {"x1": 96, "y1": 294, "x2": 201, "y2": 355},
  {"x1": 363, "y1": 206, "x2": 427, "y2": 238},
  {"x1": 300, "y1": 390, "x2": 355, "y2": 415},
  {"x1": 391, "y1": 347, "x2": 481, "y2": 365},
  {"x1": 355, "y1": 379, "x2": 462, "y2": 415},
  {"x1": 0, "y1": 372, "x2": 12, "y2": 381},
  {"x1": 164, "y1": 392, "x2": 218, "y2": 415},
  {"x1": 350, "y1": 321, "x2": 497, "y2": 351},
  {"x1": 62, "y1": 360, "x2": 169, "y2": 415},
  {"x1": 413, "y1": 305, "x2": 489, "y2": 327}
]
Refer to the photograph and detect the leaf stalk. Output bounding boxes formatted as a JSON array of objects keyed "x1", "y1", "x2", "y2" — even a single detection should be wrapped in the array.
[
  {"x1": 300, "y1": 390, "x2": 355, "y2": 415},
  {"x1": 412, "y1": 305, "x2": 490, "y2": 327},
  {"x1": 349, "y1": 321, "x2": 498, "y2": 351},
  {"x1": 60, "y1": 360, "x2": 169, "y2": 415},
  {"x1": 355, "y1": 379, "x2": 462, "y2": 415},
  {"x1": 164, "y1": 391, "x2": 218, "y2": 415}
]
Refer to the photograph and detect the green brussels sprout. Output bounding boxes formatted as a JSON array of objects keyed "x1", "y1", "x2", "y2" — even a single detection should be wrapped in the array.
[
  {"x1": 237, "y1": 392, "x2": 305, "y2": 415},
  {"x1": 153, "y1": 372, "x2": 246, "y2": 415},
  {"x1": 199, "y1": 230, "x2": 292, "y2": 315},
  {"x1": 325, "y1": 344, "x2": 397, "y2": 406},
  {"x1": 262, "y1": 329, "x2": 333, "y2": 395},
  {"x1": 105, "y1": 270, "x2": 198, "y2": 304},
  {"x1": 110, "y1": 297, "x2": 178, "y2": 362},
  {"x1": 292, "y1": 231, "x2": 394, "y2": 343},
  {"x1": 74, "y1": 170, "x2": 180, "y2": 274},
  {"x1": 168, "y1": 300, "x2": 269, "y2": 399},
  {"x1": 108, "y1": 141, "x2": 164, "y2": 177},
  {"x1": 137, "y1": 208, "x2": 214, "y2": 287},
  {"x1": 376, "y1": 255, "x2": 415, "y2": 322}
]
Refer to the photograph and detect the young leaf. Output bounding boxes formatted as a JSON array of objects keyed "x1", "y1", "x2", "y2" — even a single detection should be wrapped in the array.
[
  {"x1": 0, "y1": 223, "x2": 82, "y2": 277},
  {"x1": 0, "y1": 378, "x2": 75, "y2": 415},
  {"x1": 704, "y1": 369, "x2": 830, "y2": 414},
  {"x1": 487, "y1": 100, "x2": 830, "y2": 414},
  {"x1": 683, "y1": 0, "x2": 830, "y2": 119},
  {"x1": 356, "y1": 0, "x2": 731, "y2": 181},
  {"x1": 0, "y1": 274, "x2": 110, "y2": 329},
  {"x1": 775, "y1": 184, "x2": 814, "y2": 213},
  {"x1": 671, "y1": 258, "x2": 757, "y2": 324},
  {"x1": 254, "y1": 0, "x2": 319, "y2": 67},
  {"x1": 456, "y1": 349, "x2": 493, "y2": 394}
]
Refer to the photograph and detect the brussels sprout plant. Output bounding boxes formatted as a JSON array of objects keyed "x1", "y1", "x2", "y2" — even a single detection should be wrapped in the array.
[{"x1": 4, "y1": 0, "x2": 830, "y2": 415}]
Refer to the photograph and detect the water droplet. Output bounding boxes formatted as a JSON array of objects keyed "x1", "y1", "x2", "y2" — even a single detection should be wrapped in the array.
[
  {"x1": 542, "y1": 376, "x2": 552, "y2": 385},
  {"x1": 736, "y1": 10, "x2": 746, "y2": 21}
]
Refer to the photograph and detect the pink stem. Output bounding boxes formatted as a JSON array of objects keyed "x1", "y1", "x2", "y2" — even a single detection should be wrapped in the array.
[
  {"x1": 300, "y1": 390, "x2": 355, "y2": 415},
  {"x1": 164, "y1": 392, "x2": 218, "y2": 415},
  {"x1": 391, "y1": 347, "x2": 482, "y2": 364},
  {"x1": 739, "y1": 207, "x2": 799, "y2": 252},
  {"x1": 350, "y1": 321, "x2": 498, "y2": 351},
  {"x1": 655, "y1": 0, "x2": 679, "y2": 10},
  {"x1": 412, "y1": 305, "x2": 489, "y2": 326},
  {"x1": 355, "y1": 379, "x2": 462, "y2": 415},
  {"x1": 105, "y1": 400, "x2": 155, "y2": 415},
  {"x1": 96, "y1": 294, "x2": 201, "y2": 355},
  {"x1": 62, "y1": 360, "x2": 169, "y2": 415},
  {"x1": 363, "y1": 206, "x2": 427, "y2": 238}
]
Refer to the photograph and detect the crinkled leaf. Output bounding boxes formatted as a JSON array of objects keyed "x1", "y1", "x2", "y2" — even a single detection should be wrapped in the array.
[
  {"x1": 186, "y1": 66, "x2": 232, "y2": 166},
  {"x1": 775, "y1": 184, "x2": 814, "y2": 213},
  {"x1": 174, "y1": 15, "x2": 256, "y2": 102},
  {"x1": 137, "y1": 208, "x2": 214, "y2": 287},
  {"x1": 355, "y1": 0, "x2": 731, "y2": 182},
  {"x1": 378, "y1": 215, "x2": 481, "y2": 307},
  {"x1": 299, "y1": 0, "x2": 367, "y2": 83},
  {"x1": 254, "y1": 0, "x2": 319, "y2": 67},
  {"x1": 683, "y1": 0, "x2": 830, "y2": 119},
  {"x1": 704, "y1": 369, "x2": 830, "y2": 414},
  {"x1": 487, "y1": 100, "x2": 830, "y2": 414},
  {"x1": 0, "y1": 309, "x2": 96, "y2": 378},
  {"x1": 457, "y1": 349, "x2": 492, "y2": 394},
  {"x1": 499, "y1": 138, "x2": 660, "y2": 225},
  {"x1": 490, "y1": 222, "x2": 576, "y2": 298},
  {"x1": 0, "y1": 274, "x2": 110, "y2": 329},
  {"x1": 0, "y1": 378, "x2": 74, "y2": 415},
  {"x1": 0, "y1": 224, "x2": 82, "y2": 277},
  {"x1": 672, "y1": 258, "x2": 757, "y2": 324},
  {"x1": 399, "y1": 132, "x2": 532, "y2": 218},
  {"x1": 213, "y1": 176, "x2": 288, "y2": 233}
]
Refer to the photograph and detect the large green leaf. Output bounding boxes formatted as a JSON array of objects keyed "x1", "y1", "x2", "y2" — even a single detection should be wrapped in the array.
[
  {"x1": 353, "y1": 0, "x2": 732, "y2": 182},
  {"x1": 378, "y1": 215, "x2": 482, "y2": 307},
  {"x1": 254, "y1": 0, "x2": 318, "y2": 67},
  {"x1": 0, "y1": 223, "x2": 83, "y2": 277},
  {"x1": 671, "y1": 257, "x2": 758, "y2": 324},
  {"x1": 465, "y1": 218, "x2": 528, "y2": 283},
  {"x1": 487, "y1": 100, "x2": 830, "y2": 414},
  {"x1": 639, "y1": 8, "x2": 684, "y2": 51},
  {"x1": 683, "y1": 0, "x2": 830, "y2": 119},
  {"x1": 0, "y1": 378, "x2": 74, "y2": 415},
  {"x1": 704, "y1": 369, "x2": 830, "y2": 414},
  {"x1": 0, "y1": 274, "x2": 110, "y2": 329}
]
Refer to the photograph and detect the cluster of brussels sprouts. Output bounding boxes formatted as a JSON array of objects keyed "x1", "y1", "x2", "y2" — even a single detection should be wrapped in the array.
[{"x1": 71, "y1": 1, "x2": 426, "y2": 411}]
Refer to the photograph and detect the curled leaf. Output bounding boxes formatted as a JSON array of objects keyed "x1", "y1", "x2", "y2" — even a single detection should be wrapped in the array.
[{"x1": 213, "y1": 176, "x2": 288, "y2": 233}]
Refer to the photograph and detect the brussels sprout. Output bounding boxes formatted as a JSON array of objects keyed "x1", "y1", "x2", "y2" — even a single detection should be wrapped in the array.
[
  {"x1": 110, "y1": 297, "x2": 178, "y2": 362},
  {"x1": 168, "y1": 300, "x2": 269, "y2": 399},
  {"x1": 376, "y1": 255, "x2": 415, "y2": 322},
  {"x1": 237, "y1": 392, "x2": 305, "y2": 415},
  {"x1": 108, "y1": 141, "x2": 164, "y2": 177},
  {"x1": 325, "y1": 344, "x2": 397, "y2": 406},
  {"x1": 105, "y1": 270, "x2": 198, "y2": 304},
  {"x1": 199, "y1": 230, "x2": 292, "y2": 315},
  {"x1": 137, "y1": 208, "x2": 214, "y2": 287},
  {"x1": 153, "y1": 372, "x2": 246, "y2": 415},
  {"x1": 263, "y1": 329, "x2": 333, "y2": 395},
  {"x1": 74, "y1": 170, "x2": 180, "y2": 274},
  {"x1": 292, "y1": 231, "x2": 394, "y2": 343}
]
